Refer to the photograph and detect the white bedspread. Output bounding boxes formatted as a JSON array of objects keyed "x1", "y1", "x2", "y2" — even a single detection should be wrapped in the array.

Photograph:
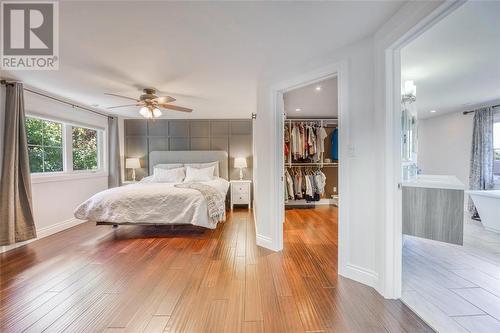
[{"x1": 74, "y1": 178, "x2": 229, "y2": 229}]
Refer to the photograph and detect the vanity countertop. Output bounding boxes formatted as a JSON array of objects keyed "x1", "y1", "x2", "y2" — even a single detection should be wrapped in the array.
[{"x1": 402, "y1": 174, "x2": 465, "y2": 190}]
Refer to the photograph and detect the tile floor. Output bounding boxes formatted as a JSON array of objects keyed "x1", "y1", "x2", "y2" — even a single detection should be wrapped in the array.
[{"x1": 402, "y1": 217, "x2": 500, "y2": 333}]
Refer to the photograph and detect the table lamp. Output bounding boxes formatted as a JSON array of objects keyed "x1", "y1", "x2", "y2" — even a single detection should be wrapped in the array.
[
  {"x1": 234, "y1": 157, "x2": 247, "y2": 180},
  {"x1": 126, "y1": 158, "x2": 141, "y2": 181}
]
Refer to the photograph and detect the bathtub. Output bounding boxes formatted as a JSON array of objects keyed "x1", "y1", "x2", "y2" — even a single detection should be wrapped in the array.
[{"x1": 468, "y1": 190, "x2": 500, "y2": 233}]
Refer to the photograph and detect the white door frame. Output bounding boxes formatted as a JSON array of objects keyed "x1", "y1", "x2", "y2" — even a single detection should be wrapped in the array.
[
  {"x1": 383, "y1": 0, "x2": 465, "y2": 298},
  {"x1": 272, "y1": 61, "x2": 350, "y2": 277}
]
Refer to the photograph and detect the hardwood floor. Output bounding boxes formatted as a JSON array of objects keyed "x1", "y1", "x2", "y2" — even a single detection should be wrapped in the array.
[
  {"x1": 402, "y1": 217, "x2": 500, "y2": 333},
  {"x1": 0, "y1": 206, "x2": 431, "y2": 332}
]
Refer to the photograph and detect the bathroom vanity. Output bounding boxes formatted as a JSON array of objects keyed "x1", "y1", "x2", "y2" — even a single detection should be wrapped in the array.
[{"x1": 402, "y1": 175, "x2": 465, "y2": 245}]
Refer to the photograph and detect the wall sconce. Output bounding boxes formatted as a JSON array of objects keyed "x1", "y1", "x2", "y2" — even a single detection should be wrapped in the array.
[{"x1": 402, "y1": 80, "x2": 416, "y2": 103}]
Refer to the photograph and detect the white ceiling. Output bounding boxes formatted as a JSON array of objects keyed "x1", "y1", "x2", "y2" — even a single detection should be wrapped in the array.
[
  {"x1": 401, "y1": 1, "x2": 500, "y2": 119},
  {"x1": 2, "y1": 1, "x2": 404, "y2": 119},
  {"x1": 284, "y1": 77, "x2": 337, "y2": 118}
]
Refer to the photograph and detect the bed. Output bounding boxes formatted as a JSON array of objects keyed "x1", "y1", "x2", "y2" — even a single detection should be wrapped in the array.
[{"x1": 74, "y1": 151, "x2": 230, "y2": 229}]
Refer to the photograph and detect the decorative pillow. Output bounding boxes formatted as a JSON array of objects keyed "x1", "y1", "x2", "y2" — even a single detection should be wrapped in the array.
[
  {"x1": 153, "y1": 167, "x2": 185, "y2": 183},
  {"x1": 139, "y1": 175, "x2": 155, "y2": 183},
  {"x1": 184, "y1": 166, "x2": 215, "y2": 182},
  {"x1": 154, "y1": 163, "x2": 183, "y2": 170},
  {"x1": 184, "y1": 161, "x2": 219, "y2": 177}
]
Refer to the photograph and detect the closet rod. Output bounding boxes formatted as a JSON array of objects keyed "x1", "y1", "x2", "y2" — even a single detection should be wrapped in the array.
[
  {"x1": 285, "y1": 162, "x2": 338, "y2": 167},
  {"x1": 286, "y1": 118, "x2": 338, "y2": 121},
  {"x1": 1, "y1": 79, "x2": 111, "y2": 118}
]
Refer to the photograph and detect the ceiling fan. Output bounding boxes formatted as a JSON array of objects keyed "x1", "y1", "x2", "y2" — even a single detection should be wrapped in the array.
[{"x1": 105, "y1": 88, "x2": 192, "y2": 118}]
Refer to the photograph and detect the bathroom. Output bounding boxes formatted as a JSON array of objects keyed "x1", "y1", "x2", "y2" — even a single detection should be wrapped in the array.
[{"x1": 399, "y1": 2, "x2": 500, "y2": 332}]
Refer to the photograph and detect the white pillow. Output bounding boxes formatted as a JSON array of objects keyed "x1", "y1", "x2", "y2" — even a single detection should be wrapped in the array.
[
  {"x1": 139, "y1": 175, "x2": 155, "y2": 183},
  {"x1": 184, "y1": 161, "x2": 219, "y2": 177},
  {"x1": 154, "y1": 163, "x2": 183, "y2": 170},
  {"x1": 184, "y1": 166, "x2": 215, "y2": 182},
  {"x1": 153, "y1": 167, "x2": 185, "y2": 183}
]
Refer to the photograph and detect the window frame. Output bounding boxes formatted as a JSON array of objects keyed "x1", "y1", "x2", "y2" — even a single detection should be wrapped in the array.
[
  {"x1": 25, "y1": 114, "x2": 107, "y2": 182},
  {"x1": 70, "y1": 125, "x2": 103, "y2": 173},
  {"x1": 26, "y1": 116, "x2": 65, "y2": 174}
]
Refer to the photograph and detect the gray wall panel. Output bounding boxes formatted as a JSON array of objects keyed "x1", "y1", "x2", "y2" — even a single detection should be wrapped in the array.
[
  {"x1": 124, "y1": 119, "x2": 252, "y2": 185},
  {"x1": 231, "y1": 120, "x2": 252, "y2": 135},
  {"x1": 211, "y1": 121, "x2": 229, "y2": 136},
  {"x1": 169, "y1": 120, "x2": 190, "y2": 137},
  {"x1": 148, "y1": 119, "x2": 168, "y2": 136},
  {"x1": 149, "y1": 137, "x2": 168, "y2": 152},
  {"x1": 170, "y1": 138, "x2": 190, "y2": 151},
  {"x1": 190, "y1": 138, "x2": 210, "y2": 150},
  {"x1": 190, "y1": 121, "x2": 210, "y2": 137},
  {"x1": 125, "y1": 119, "x2": 147, "y2": 136},
  {"x1": 210, "y1": 137, "x2": 229, "y2": 151}
]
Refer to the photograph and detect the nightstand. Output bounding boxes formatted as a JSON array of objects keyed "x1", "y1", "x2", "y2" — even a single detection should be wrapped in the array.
[{"x1": 230, "y1": 180, "x2": 252, "y2": 210}]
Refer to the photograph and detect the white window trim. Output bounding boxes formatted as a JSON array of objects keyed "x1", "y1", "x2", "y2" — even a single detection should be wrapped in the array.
[{"x1": 26, "y1": 114, "x2": 108, "y2": 182}]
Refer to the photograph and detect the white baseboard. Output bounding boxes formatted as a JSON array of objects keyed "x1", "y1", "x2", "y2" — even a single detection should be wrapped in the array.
[
  {"x1": 256, "y1": 233, "x2": 276, "y2": 250},
  {"x1": 341, "y1": 263, "x2": 379, "y2": 290},
  {"x1": 0, "y1": 217, "x2": 85, "y2": 254},
  {"x1": 36, "y1": 217, "x2": 85, "y2": 238}
]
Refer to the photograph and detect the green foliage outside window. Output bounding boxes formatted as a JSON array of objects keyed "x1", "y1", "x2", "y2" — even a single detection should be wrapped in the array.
[
  {"x1": 25, "y1": 117, "x2": 63, "y2": 173},
  {"x1": 72, "y1": 127, "x2": 98, "y2": 171}
]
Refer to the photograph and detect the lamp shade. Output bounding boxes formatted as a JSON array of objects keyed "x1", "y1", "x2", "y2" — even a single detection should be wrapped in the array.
[
  {"x1": 234, "y1": 157, "x2": 247, "y2": 169},
  {"x1": 126, "y1": 158, "x2": 141, "y2": 169}
]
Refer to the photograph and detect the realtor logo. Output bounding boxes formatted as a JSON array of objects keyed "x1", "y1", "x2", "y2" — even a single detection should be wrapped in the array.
[{"x1": 1, "y1": 1, "x2": 59, "y2": 70}]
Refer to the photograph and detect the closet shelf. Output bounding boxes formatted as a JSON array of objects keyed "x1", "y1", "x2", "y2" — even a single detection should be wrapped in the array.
[{"x1": 285, "y1": 162, "x2": 338, "y2": 167}]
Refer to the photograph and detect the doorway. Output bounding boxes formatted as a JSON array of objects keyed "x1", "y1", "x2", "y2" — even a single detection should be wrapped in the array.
[
  {"x1": 273, "y1": 62, "x2": 350, "y2": 277},
  {"x1": 397, "y1": 2, "x2": 500, "y2": 331}
]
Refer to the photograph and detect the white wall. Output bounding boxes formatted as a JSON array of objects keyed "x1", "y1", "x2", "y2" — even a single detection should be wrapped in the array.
[
  {"x1": 0, "y1": 89, "x2": 109, "y2": 253},
  {"x1": 253, "y1": 0, "x2": 445, "y2": 298},
  {"x1": 418, "y1": 111, "x2": 474, "y2": 190},
  {"x1": 255, "y1": 37, "x2": 379, "y2": 283}
]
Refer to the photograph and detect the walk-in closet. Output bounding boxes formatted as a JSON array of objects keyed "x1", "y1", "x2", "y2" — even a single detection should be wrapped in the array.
[{"x1": 283, "y1": 76, "x2": 339, "y2": 210}]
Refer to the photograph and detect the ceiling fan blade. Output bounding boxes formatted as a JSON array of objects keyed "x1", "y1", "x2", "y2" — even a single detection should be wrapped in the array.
[
  {"x1": 104, "y1": 93, "x2": 140, "y2": 102},
  {"x1": 107, "y1": 103, "x2": 142, "y2": 109},
  {"x1": 153, "y1": 96, "x2": 176, "y2": 104},
  {"x1": 158, "y1": 104, "x2": 193, "y2": 113}
]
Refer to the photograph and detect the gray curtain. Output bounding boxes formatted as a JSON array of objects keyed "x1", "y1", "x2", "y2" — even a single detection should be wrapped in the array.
[
  {"x1": 468, "y1": 107, "x2": 494, "y2": 214},
  {"x1": 108, "y1": 116, "x2": 121, "y2": 188},
  {"x1": 0, "y1": 83, "x2": 37, "y2": 245}
]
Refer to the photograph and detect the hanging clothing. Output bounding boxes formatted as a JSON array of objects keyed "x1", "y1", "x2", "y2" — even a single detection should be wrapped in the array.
[
  {"x1": 285, "y1": 169, "x2": 294, "y2": 200},
  {"x1": 290, "y1": 124, "x2": 301, "y2": 159},
  {"x1": 317, "y1": 126, "x2": 327, "y2": 158},
  {"x1": 315, "y1": 171, "x2": 327, "y2": 195},
  {"x1": 331, "y1": 128, "x2": 339, "y2": 161}
]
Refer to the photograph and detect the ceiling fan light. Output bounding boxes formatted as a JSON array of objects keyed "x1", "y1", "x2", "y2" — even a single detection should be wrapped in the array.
[
  {"x1": 152, "y1": 108, "x2": 162, "y2": 118},
  {"x1": 139, "y1": 106, "x2": 150, "y2": 118}
]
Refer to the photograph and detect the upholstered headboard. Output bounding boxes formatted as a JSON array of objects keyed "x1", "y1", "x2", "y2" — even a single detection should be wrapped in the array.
[{"x1": 149, "y1": 151, "x2": 229, "y2": 180}]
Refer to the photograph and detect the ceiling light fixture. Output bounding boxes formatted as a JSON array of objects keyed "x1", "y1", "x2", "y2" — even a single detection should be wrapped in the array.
[
  {"x1": 315, "y1": 86, "x2": 321, "y2": 91},
  {"x1": 430, "y1": 110, "x2": 437, "y2": 113},
  {"x1": 152, "y1": 108, "x2": 162, "y2": 118},
  {"x1": 295, "y1": 108, "x2": 301, "y2": 112},
  {"x1": 139, "y1": 106, "x2": 150, "y2": 118}
]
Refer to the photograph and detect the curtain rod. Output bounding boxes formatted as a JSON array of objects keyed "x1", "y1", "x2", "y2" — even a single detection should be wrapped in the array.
[
  {"x1": 463, "y1": 104, "x2": 500, "y2": 115},
  {"x1": 0, "y1": 79, "x2": 112, "y2": 119}
]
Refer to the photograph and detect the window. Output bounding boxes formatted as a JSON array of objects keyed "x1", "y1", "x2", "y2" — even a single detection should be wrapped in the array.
[
  {"x1": 72, "y1": 126, "x2": 98, "y2": 171},
  {"x1": 25, "y1": 116, "x2": 104, "y2": 175},
  {"x1": 494, "y1": 121, "x2": 500, "y2": 176},
  {"x1": 26, "y1": 117, "x2": 63, "y2": 173}
]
